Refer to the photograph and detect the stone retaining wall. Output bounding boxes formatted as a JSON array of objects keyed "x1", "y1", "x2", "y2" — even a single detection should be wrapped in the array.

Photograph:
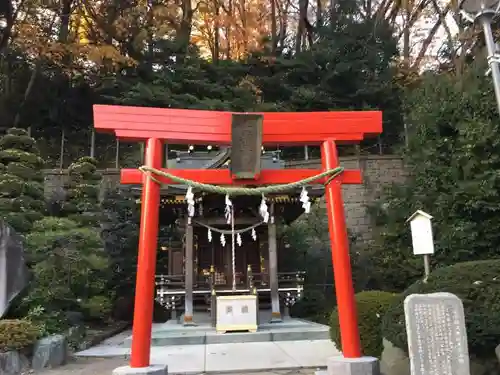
[{"x1": 43, "y1": 155, "x2": 407, "y2": 241}]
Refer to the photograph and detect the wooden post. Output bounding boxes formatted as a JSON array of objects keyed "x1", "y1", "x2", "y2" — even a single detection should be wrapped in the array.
[
  {"x1": 130, "y1": 138, "x2": 163, "y2": 368},
  {"x1": 210, "y1": 265, "x2": 216, "y2": 327},
  {"x1": 268, "y1": 203, "x2": 282, "y2": 323},
  {"x1": 321, "y1": 139, "x2": 361, "y2": 358},
  {"x1": 184, "y1": 217, "x2": 195, "y2": 325}
]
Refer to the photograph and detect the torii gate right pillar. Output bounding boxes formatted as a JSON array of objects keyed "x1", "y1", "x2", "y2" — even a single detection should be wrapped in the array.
[{"x1": 322, "y1": 139, "x2": 361, "y2": 358}]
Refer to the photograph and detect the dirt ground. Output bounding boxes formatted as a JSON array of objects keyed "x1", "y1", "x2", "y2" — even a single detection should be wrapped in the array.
[{"x1": 36, "y1": 357, "x2": 319, "y2": 375}]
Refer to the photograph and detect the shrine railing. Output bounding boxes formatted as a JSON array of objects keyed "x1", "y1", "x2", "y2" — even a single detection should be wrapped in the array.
[{"x1": 155, "y1": 270, "x2": 305, "y2": 310}]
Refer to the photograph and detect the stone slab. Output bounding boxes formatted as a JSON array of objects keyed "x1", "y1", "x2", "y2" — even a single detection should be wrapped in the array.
[
  {"x1": 205, "y1": 342, "x2": 299, "y2": 372},
  {"x1": 206, "y1": 330, "x2": 272, "y2": 344},
  {"x1": 272, "y1": 328, "x2": 329, "y2": 342},
  {"x1": 77, "y1": 346, "x2": 130, "y2": 357},
  {"x1": 32, "y1": 334, "x2": 68, "y2": 370},
  {"x1": 112, "y1": 364, "x2": 168, "y2": 375},
  {"x1": 122, "y1": 319, "x2": 329, "y2": 347},
  {"x1": 0, "y1": 351, "x2": 29, "y2": 375},
  {"x1": 276, "y1": 340, "x2": 340, "y2": 367},
  {"x1": 149, "y1": 345, "x2": 204, "y2": 373},
  {"x1": 327, "y1": 356, "x2": 379, "y2": 375},
  {"x1": 404, "y1": 293, "x2": 470, "y2": 375}
]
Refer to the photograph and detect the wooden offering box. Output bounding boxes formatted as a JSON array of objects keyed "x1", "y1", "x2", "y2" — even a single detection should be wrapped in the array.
[{"x1": 216, "y1": 295, "x2": 258, "y2": 333}]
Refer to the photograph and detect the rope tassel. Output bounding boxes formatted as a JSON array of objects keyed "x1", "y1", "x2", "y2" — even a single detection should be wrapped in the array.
[
  {"x1": 185, "y1": 187, "x2": 195, "y2": 217},
  {"x1": 259, "y1": 195, "x2": 269, "y2": 223},
  {"x1": 300, "y1": 187, "x2": 311, "y2": 214},
  {"x1": 224, "y1": 195, "x2": 232, "y2": 224}
]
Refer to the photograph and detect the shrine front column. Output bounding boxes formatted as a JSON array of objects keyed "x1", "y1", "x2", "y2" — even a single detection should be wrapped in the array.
[
  {"x1": 184, "y1": 217, "x2": 195, "y2": 325},
  {"x1": 268, "y1": 203, "x2": 282, "y2": 323}
]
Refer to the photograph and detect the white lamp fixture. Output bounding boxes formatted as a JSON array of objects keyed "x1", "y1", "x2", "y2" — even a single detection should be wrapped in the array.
[
  {"x1": 460, "y1": 0, "x2": 500, "y2": 114},
  {"x1": 459, "y1": 0, "x2": 499, "y2": 16},
  {"x1": 0, "y1": 18, "x2": 7, "y2": 30}
]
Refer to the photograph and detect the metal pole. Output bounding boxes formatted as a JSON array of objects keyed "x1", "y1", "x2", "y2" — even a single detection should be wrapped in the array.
[
  {"x1": 423, "y1": 254, "x2": 430, "y2": 283},
  {"x1": 480, "y1": 14, "x2": 500, "y2": 114},
  {"x1": 90, "y1": 129, "x2": 95, "y2": 158}
]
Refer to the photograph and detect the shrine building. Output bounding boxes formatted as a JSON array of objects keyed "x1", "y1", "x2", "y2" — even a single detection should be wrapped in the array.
[{"x1": 138, "y1": 147, "x2": 318, "y2": 324}]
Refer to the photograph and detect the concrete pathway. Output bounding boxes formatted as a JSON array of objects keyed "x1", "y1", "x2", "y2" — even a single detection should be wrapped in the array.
[
  {"x1": 38, "y1": 357, "x2": 318, "y2": 375},
  {"x1": 75, "y1": 339, "x2": 340, "y2": 374}
]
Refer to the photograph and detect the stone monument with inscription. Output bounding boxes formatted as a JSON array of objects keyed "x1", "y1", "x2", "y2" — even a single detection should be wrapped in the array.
[{"x1": 404, "y1": 293, "x2": 470, "y2": 375}]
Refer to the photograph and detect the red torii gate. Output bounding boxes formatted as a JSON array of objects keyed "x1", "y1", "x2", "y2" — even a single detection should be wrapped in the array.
[{"x1": 93, "y1": 104, "x2": 382, "y2": 369}]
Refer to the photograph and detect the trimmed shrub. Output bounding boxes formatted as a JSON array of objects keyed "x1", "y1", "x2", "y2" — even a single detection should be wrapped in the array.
[
  {"x1": 330, "y1": 290, "x2": 397, "y2": 357},
  {"x1": 382, "y1": 259, "x2": 500, "y2": 359},
  {"x1": 0, "y1": 319, "x2": 39, "y2": 352},
  {"x1": 62, "y1": 157, "x2": 102, "y2": 227},
  {"x1": 0, "y1": 128, "x2": 46, "y2": 234}
]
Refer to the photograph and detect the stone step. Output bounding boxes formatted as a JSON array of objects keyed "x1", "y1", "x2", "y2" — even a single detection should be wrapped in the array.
[{"x1": 121, "y1": 325, "x2": 329, "y2": 347}]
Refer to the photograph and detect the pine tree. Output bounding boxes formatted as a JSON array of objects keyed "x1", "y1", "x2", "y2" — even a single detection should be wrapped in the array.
[
  {"x1": 0, "y1": 128, "x2": 46, "y2": 234},
  {"x1": 63, "y1": 156, "x2": 102, "y2": 227}
]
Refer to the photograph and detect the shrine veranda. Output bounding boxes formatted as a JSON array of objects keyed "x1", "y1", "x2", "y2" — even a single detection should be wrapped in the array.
[{"x1": 93, "y1": 104, "x2": 382, "y2": 369}]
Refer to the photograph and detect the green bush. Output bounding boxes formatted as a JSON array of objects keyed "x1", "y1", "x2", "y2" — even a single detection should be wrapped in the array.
[
  {"x1": 0, "y1": 319, "x2": 39, "y2": 352},
  {"x1": 291, "y1": 287, "x2": 331, "y2": 323},
  {"x1": 330, "y1": 290, "x2": 397, "y2": 357},
  {"x1": 81, "y1": 295, "x2": 113, "y2": 320},
  {"x1": 382, "y1": 260, "x2": 500, "y2": 359},
  {"x1": 25, "y1": 306, "x2": 69, "y2": 337}
]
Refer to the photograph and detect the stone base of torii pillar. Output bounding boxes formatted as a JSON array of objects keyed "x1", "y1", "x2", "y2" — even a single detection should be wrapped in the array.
[
  {"x1": 316, "y1": 356, "x2": 380, "y2": 375},
  {"x1": 113, "y1": 364, "x2": 168, "y2": 375}
]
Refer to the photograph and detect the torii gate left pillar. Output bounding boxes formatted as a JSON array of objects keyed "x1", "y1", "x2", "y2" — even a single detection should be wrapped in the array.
[{"x1": 93, "y1": 105, "x2": 382, "y2": 375}]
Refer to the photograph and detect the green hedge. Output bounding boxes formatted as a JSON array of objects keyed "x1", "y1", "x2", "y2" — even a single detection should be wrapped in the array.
[
  {"x1": 382, "y1": 260, "x2": 500, "y2": 359},
  {"x1": 329, "y1": 290, "x2": 397, "y2": 357}
]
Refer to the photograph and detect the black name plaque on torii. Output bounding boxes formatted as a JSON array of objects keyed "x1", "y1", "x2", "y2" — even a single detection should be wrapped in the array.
[{"x1": 230, "y1": 113, "x2": 263, "y2": 180}]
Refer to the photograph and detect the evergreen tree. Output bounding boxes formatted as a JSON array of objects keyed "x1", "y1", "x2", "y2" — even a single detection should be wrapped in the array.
[
  {"x1": 368, "y1": 64, "x2": 500, "y2": 291},
  {"x1": 21, "y1": 156, "x2": 111, "y2": 323},
  {"x1": 0, "y1": 128, "x2": 46, "y2": 234},
  {"x1": 101, "y1": 187, "x2": 140, "y2": 297},
  {"x1": 63, "y1": 156, "x2": 102, "y2": 227}
]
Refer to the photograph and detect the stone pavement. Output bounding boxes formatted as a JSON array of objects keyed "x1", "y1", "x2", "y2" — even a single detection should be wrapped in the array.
[
  {"x1": 72, "y1": 314, "x2": 340, "y2": 374},
  {"x1": 38, "y1": 357, "x2": 319, "y2": 375},
  {"x1": 75, "y1": 340, "x2": 339, "y2": 373}
]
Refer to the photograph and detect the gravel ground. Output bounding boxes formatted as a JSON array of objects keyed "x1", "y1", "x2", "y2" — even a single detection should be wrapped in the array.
[{"x1": 36, "y1": 357, "x2": 319, "y2": 375}]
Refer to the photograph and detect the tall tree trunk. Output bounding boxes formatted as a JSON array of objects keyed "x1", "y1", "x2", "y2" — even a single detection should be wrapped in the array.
[
  {"x1": 178, "y1": 0, "x2": 194, "y2": 55},
  {"x1": 271, "y1": 0, "x2": 277, "y2": 53},
  {"x1": 214, "y1": 0, "x2": 220, "y2": 62},
  {"x1": 295, "y1": 0, "x2": 308, "y2": 54},
  {"x1": 226, "y1": 0, "x2": 233, "y2": 58},
  {"x1": 316, "y1": 0, "x2": 323, "y2": 26}
]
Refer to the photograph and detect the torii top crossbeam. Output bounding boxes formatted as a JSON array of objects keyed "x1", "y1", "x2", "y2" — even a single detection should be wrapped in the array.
[
  {"x1": 93, "y1": 105, "x2": 382, "y2": 186},
  {"x1": 93, "y1": 104, "x2": 381, "y2": 144},
  {"x1": 92, "y1": 104, "x2": 382, "y2": 370}
]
